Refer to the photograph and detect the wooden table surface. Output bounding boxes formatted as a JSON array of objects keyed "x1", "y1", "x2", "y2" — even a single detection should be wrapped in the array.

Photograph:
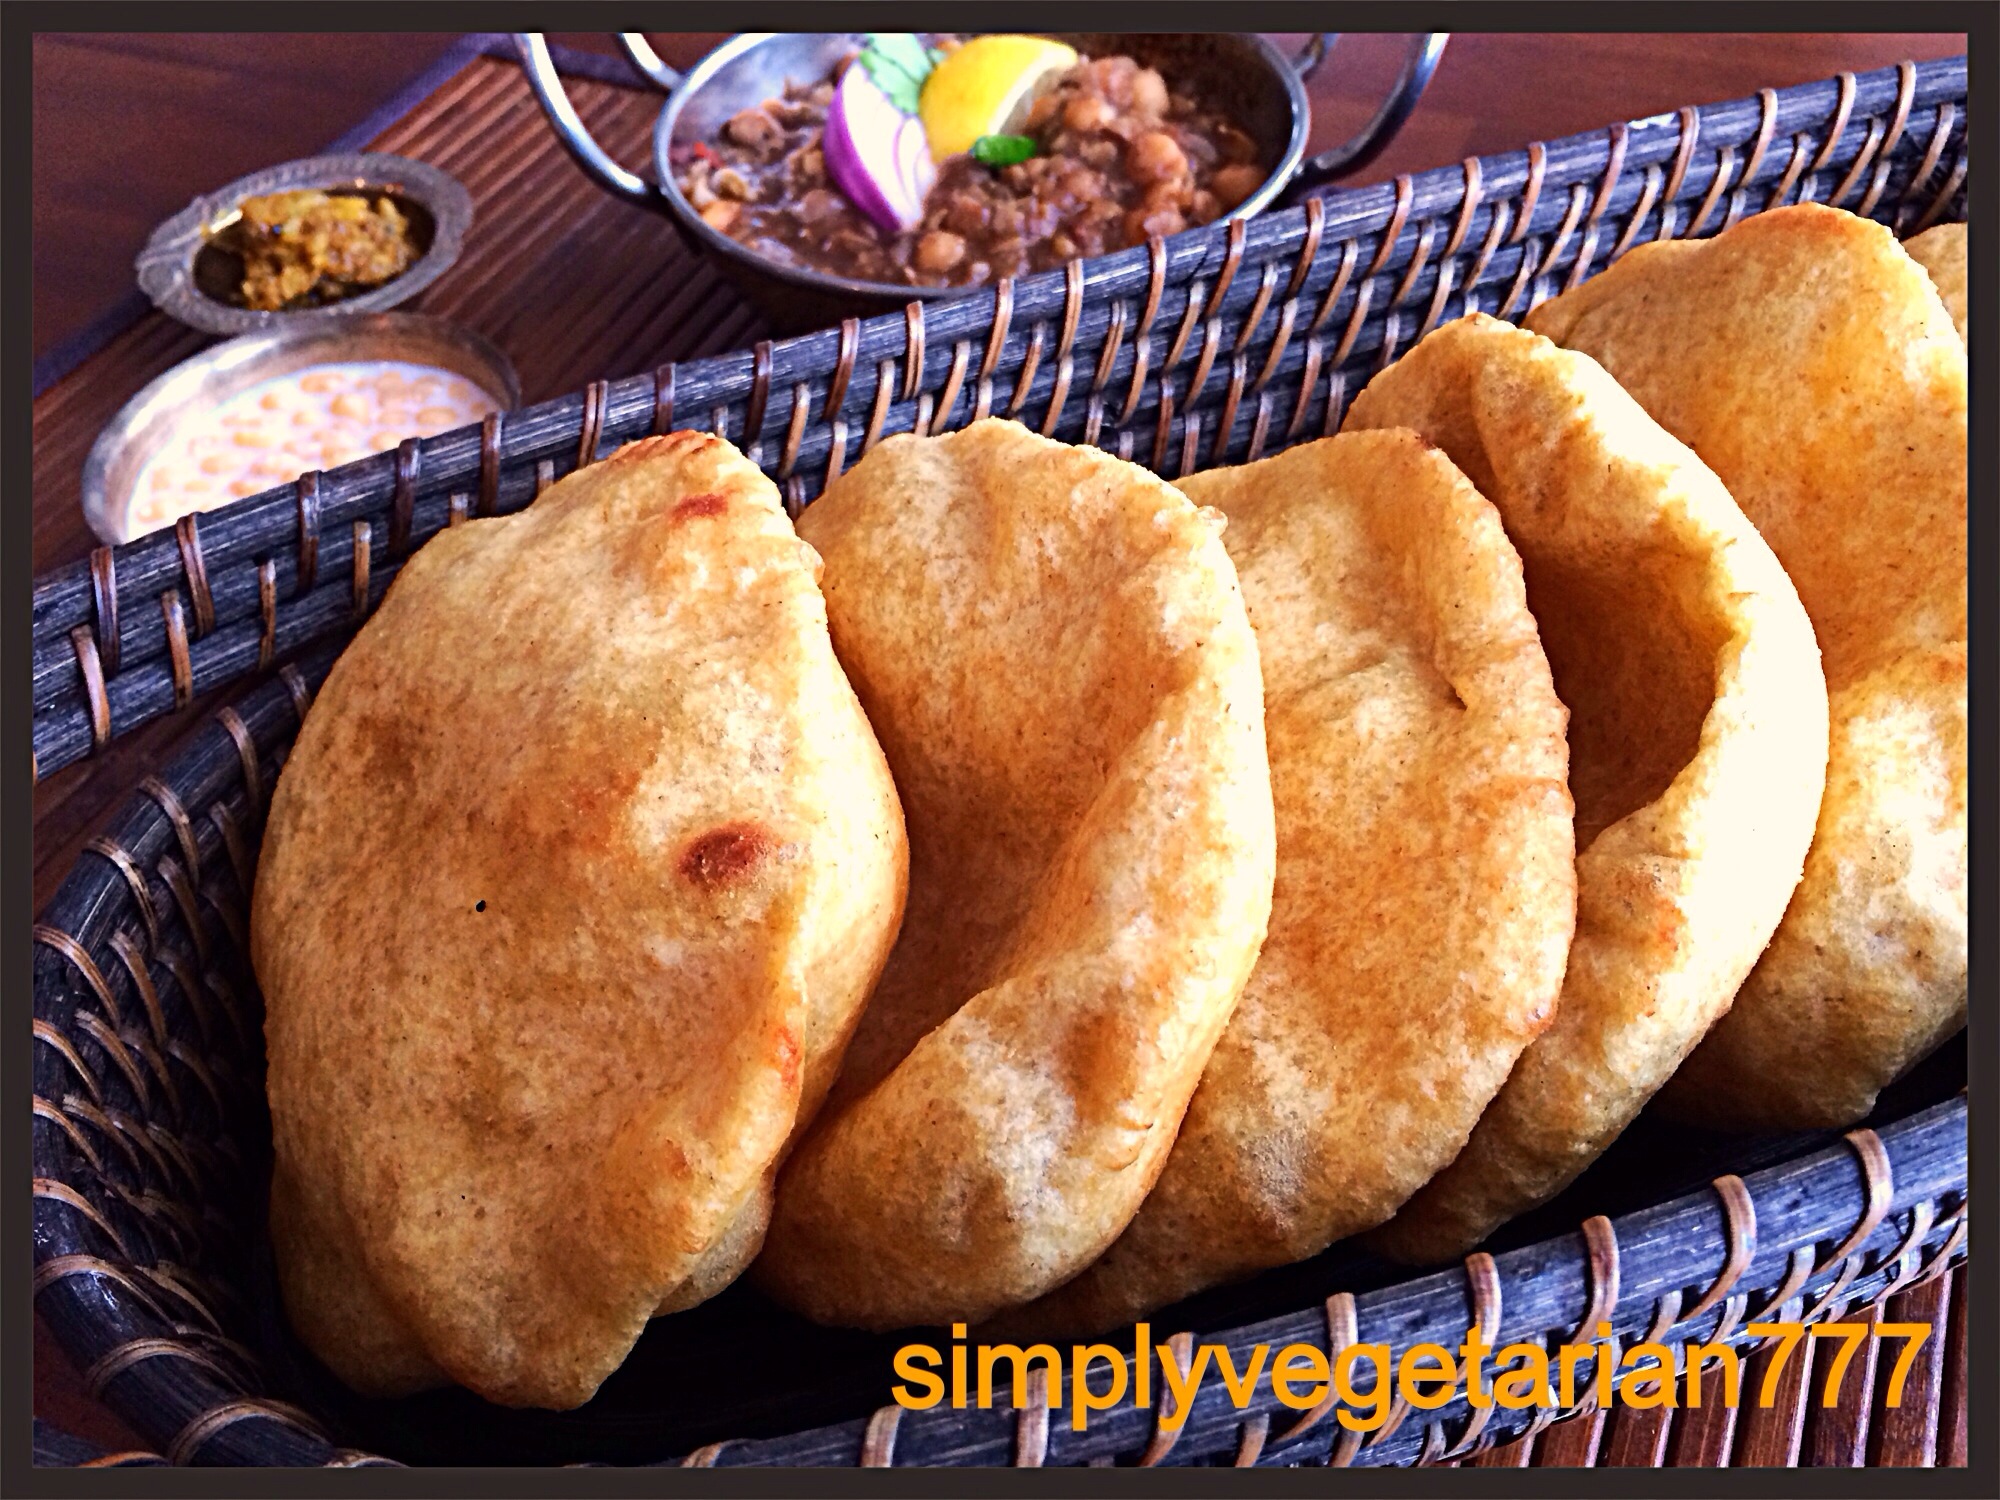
[{"x1": 30, "y1": 28, "x2": 1967, "y2": 1466}]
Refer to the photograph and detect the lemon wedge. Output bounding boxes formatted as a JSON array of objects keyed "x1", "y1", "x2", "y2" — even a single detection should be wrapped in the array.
[{"x1": 919, "y1": 35, "x2": 1078, "y2": 160}]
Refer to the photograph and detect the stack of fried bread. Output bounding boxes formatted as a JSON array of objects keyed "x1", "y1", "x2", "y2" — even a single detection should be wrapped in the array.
[
  {"x1": 1525, "y1": 207, "x2": 1967, "y2": 1135},
  {"x1": 252, "y1": 204, "x2": 1967, "y2": 1405}
]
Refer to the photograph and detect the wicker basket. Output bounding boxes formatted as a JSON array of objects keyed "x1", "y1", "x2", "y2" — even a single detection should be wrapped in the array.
[{"x1": 31, "y1": 56, "x2": 1967, "y2": 1467}]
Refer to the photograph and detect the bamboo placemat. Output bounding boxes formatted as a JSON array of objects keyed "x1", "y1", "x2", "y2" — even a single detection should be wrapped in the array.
[
  {"x1": 31, "y1": 49, "x2": 769, "y2": 579},
  {"x1": 29, "y1": 44, "x2": 1968, "y2": 1471},
  {"x1": 1471, "y1": 1266, "x2": 1967, "y2": 1468}
]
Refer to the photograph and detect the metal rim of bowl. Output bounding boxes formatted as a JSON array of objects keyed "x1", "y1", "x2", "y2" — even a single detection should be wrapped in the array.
[
  {"x1": 647, "y1": 32, "x2": 1314, "y2": 305},
  {"x1": 81, "y1": 312, "x2": 520, "y2": 547},
  {"x1": 134, "y1": 153, "x2": 474, "y2": 336}
]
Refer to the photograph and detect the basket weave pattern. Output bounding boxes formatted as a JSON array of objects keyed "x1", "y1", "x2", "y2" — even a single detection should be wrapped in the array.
[{"x1": 31, "y1": 57, "x2": 1969, "y2": 1467}]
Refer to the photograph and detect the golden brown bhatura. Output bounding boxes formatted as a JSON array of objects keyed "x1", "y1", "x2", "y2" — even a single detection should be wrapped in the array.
[
  {"x1": 1002, "y1": 430, "x2": 1576, "y2": 1335},
  {"x1": 757, "y1": 417, "x2": 1276, "y2": 1331},
  {"x1": 1527, "y1": 205, "x2": 1967, "y2": 1131},
  {"x1": 254, "y1": 432, "x2": 907, "y2": 1408},
  {"x1": 1345, "y1": 315, "x2": 1828, "y2": 1264},
  {"x1": 1904, "y1": 222, "x2": 1967, "y2": 342}
]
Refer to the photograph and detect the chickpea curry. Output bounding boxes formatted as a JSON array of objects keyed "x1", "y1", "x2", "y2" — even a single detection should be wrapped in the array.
[{"x1": 674, "y1": 35, "x2": 1269, "y2": 288}]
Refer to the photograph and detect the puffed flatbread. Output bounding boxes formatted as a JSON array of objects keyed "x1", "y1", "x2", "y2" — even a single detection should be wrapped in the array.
[
  {"x1": 757, "y1": 417, "x2": 1276, "y2": 1330},
  {"x1": 1346, "y1": 315, "x2": 1828, "y2": 1263},
  {"x1": 255, "y1": 431, "x2": 907, "y2": 1408},
  {"x1": 1528, "y1": 205, "x2": 1967, "y2": 1130},
  {"x1": 1006, "y1": 430, "x2": 1575, "y2": 1334},
  {"x1": 1904, "y1": 222, "x2": 1967, "y2": 342}
]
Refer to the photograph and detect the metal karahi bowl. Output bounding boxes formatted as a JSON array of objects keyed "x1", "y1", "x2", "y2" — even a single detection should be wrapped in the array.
[
  {"x1": 81, "y1": 313, "x2": 520, "y2": 546},
  {"x1": 516, "y1": 31, "x2": 1446, "y2": 331},
  {"x1": 135, "y1": 152, "x2": 474, "y2": 336}
]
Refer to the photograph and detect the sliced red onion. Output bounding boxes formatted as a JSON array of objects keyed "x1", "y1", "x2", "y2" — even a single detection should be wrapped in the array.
[{"x1": 825, "y1": 61, "x2": 935, "y2": 235}]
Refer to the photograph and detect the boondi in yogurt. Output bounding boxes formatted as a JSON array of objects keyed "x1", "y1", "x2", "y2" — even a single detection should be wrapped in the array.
[{"x1": 129, "y1": 360, "x2": 498, "y2": 536}]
